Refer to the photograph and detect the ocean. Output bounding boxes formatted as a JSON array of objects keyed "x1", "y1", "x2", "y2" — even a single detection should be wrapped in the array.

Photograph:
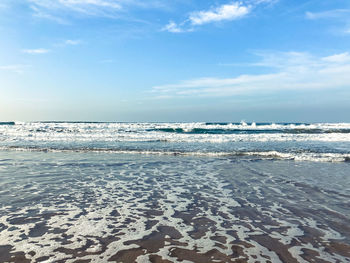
[{"x1": 0, "y1": 122, "x2": 349, "y2": 262}]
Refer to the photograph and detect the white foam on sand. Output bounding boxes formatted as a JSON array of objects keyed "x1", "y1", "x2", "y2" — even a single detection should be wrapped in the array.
[{"x1": 0, "y1": 155, "x2": 349, "y2": 262}]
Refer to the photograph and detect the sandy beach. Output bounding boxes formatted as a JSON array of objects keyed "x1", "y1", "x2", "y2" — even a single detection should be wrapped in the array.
[{"x1": 1, "y1": 150, "x2": 349, "y2": 262}]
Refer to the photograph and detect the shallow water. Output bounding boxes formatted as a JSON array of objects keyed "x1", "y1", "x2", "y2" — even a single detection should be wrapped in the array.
[{"x1": 0, "y1": 151, "x2": 349, "y2": 262}]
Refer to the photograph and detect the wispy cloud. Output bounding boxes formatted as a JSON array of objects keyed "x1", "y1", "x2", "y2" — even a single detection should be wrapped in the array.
[
  {"x1": 306, "y1": 9, "x2": 350, "y2": 34},
  {"x1": 306, "y1": 9, "x2": 350, "y2": 20},
  {"x1": 52, "y1": 39, "x2": 84, "y2": 48},
  {"x1": 26, "y1": 0, "x2": 171, "y2": 21},
  {"x1": 29, "y1": 0, "x2": 122, "y2": 13},
  {"x1": 163, "y1": 1, "x2": 275, "y2": 33},
  {"x1": 0, "y1": 64, "x2": 31, "y2": 73},
  {"x1": 162, "y1": 21, "x2": 189, "y2": 33},
  {"x1": 55, "y1": 39, "x2": 83, "y2": 47},
  {"x1": 151, "y1": 51, "x2": 350, "y2": 97},
  {"x1": 28, "y1": 0, "x2": 123, "y2": 21},
  {"x1": 64, "y1": 39, "x2": 82, "y2": 45},
  {"x1": 30, "y1": 5, "x2": 70, "y2": 24},
  {"x1": 21, "y1": 48, "x2": 50, "y2": 54}
]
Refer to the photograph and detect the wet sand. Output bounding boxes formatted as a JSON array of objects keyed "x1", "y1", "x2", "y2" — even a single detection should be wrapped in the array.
[{"x1": 0, "y1": 151, "x2": 349, "y2": 262}]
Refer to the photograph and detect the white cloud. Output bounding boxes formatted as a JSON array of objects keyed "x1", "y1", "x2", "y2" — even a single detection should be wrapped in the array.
[
  {"x1": 151, "y1": 51, "x2": 350, "y2": 97},
  {"x1": 162, "y1": 21, "x2": 187, "y2": 33},
  {"x1": 21, "y1": 48, "x2": 50, "y2": 54},
  {"x1": 322, "y1": 52, "x2": 350, "y2": 63},
  {"x1": 163, "y1": 1, "x2": 274, "y2": 33},
  {"x1": 189, "y1": 2, "x2": 250, "y2": 25}
]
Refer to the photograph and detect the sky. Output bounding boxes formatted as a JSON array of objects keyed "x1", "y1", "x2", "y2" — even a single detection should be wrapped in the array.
[{"x1": 0, "y1": 0, "x2": 350, "y2": 122}]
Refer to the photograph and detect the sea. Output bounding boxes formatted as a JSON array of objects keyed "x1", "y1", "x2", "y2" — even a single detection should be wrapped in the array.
[{"x1": 0, "y1": 121, "x2": 349, "y2": 262}]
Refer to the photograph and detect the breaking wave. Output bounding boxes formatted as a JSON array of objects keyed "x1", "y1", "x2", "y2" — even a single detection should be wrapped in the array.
[
  {"x1": 1, "y1": 146, "x2": 350, "y2": 163},
  {"x1": 1, "y1": 122, "x2": 350, "y2": 163}
]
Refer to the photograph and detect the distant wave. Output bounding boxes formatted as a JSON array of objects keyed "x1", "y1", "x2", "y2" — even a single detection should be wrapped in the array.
[
  {"x1": 148, "y1": 127, "x2": 350, "y2": 134},
  {"x1": 1, "y1": 146, "x2": 349, "y2": 163},
  {"x1": 1, "y1": 122, "x2": 350, "y2": 162},
  {"x1": 2, "y1": 122, "x2": 350, "y2": 134},
  {"x1": 0, "y1": 122, "x2": 15, "y2": 126}
]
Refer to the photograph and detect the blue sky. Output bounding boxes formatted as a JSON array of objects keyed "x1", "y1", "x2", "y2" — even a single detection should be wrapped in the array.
[{"x1": 1, "y1": 0, "x2": 350, "y2": 122}]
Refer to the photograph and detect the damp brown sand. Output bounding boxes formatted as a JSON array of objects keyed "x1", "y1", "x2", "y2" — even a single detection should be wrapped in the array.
[
  {"x1": 0, "y1": 152, "x2": 350, "y2": 262},
  {"x1": 2, "y1": 196, "x2": 350, "y2": 263}
]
